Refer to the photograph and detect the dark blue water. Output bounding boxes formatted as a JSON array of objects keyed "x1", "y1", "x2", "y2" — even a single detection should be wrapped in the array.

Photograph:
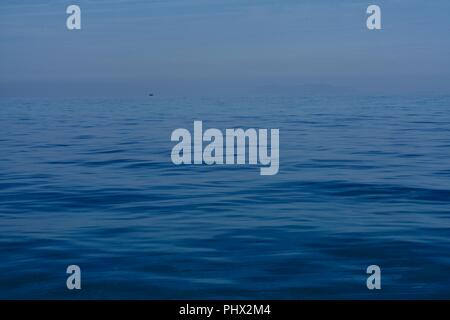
[{"x1": 0, "y1": 96, "x2": 449, "y2": 299}]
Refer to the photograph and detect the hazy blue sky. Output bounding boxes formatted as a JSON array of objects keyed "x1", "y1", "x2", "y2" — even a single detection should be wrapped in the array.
[{"x1": 1, "y1": 0, "x2": 449, "y2": 97}]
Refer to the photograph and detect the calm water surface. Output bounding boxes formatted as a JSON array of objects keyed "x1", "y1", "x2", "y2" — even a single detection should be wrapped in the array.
[{"x1": 0, "y1": 96, "x2": 449, "y2": 299}]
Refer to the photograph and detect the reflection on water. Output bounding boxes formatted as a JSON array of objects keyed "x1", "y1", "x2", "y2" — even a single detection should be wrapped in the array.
[{"x1": 0, "y1": 96, "x2": 449, "y2": 299}]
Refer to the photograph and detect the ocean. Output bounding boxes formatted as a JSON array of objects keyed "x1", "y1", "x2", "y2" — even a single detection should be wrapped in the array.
[{"x1": 0, "y1": 95, "x2": 449, "y2": 299}]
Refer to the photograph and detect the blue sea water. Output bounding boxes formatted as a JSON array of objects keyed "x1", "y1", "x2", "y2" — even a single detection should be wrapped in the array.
[{"x1": 0, "y1": 96, "x2": 449, "y2": 299}]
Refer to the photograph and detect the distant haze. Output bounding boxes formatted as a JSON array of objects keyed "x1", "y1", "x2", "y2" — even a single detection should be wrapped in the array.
[{"x1": 1, "y1": 0, "x2": 450, "y2": 97}]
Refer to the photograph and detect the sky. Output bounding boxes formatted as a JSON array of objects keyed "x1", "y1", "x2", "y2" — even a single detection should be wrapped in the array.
[{"x1": 0, "y1": 0, "x2": 449, "y2": 97}]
